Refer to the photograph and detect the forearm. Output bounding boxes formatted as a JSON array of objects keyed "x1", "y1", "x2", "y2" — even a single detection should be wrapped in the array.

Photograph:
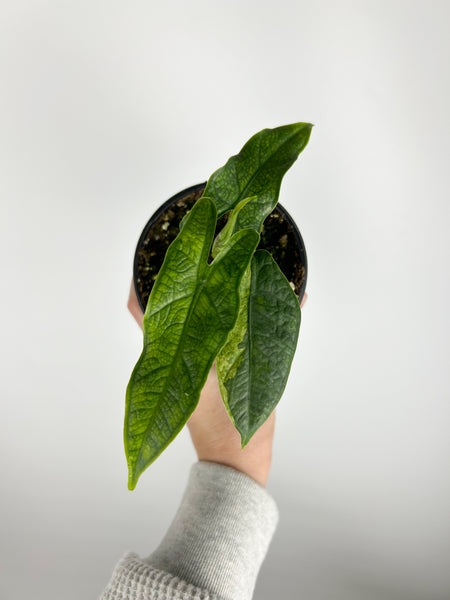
[
  {"x1": 100, "y1": 462, "x2": 278, "y2": 600},
  {"x1": 148, "y1": 462, "x2": 278, "y2": 599}
]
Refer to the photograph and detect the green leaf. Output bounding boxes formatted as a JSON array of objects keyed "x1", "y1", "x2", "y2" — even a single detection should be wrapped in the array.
[
  {"x1": 179, "y1": 210, "x2": 189, "y2": 231},
  {"x1": 211, "y1": 195, "x2": 271, "y2": 259},
  {"x1": 203, "y1": 122, "x2": 313, "y2": 218},
  {"x1": 217, "y1": 250, "x2": 301, "y2": 446},
  {"x1": 125, "y1": 196, "x2": 259, "y2": 489}
]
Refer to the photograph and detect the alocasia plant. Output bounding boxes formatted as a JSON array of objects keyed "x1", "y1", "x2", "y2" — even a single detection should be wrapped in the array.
[{"x1": 125, "y1": 122, "x2": 312, "y2": 489}]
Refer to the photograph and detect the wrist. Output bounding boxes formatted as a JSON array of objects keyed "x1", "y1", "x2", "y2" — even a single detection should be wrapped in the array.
[
  {"x1": 192, "y1": 412, "x2": 275, "y2": 488},
  {"x1": 196, "y1": 452, "x2": 272, "y2": 488}
]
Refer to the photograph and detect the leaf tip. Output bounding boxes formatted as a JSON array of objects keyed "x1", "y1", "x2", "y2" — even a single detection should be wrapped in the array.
[
  {"x1": 299, "y1": 121, "x2": 314, "y2": 136},
  {"x1": 127, "y1": 467, "x2": 139, "y2": 491},
  {"x1": 240, "y1": 433, "x2": 252, "y2": 449}
]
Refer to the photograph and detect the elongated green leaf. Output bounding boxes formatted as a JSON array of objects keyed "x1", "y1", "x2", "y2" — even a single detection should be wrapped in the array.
[
  {"x1": 125, "y1": 196, "x2": 259, "y2": 489},
  {"x1": 212, "y1": 195, "x2": 271, "y2": 259},
  {"x1": 204, "y1": 122, "x2": 313, "y2": 218},
  {"x1": 212, "y1": 197, "x2": 253, "y2": 258},
  {"x1": 217, "y1": 250, "x2": 301, "y2": 446}
]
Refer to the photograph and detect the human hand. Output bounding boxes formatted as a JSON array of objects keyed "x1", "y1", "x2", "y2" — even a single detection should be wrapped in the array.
[{"x1": 127, "y1": 280, "x2": 307, "y2": 487}]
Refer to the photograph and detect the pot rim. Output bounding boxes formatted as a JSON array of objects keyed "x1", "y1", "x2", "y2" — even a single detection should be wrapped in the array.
[{"x1": 133, "y1": 183, "x2": 307, "y2": 312}]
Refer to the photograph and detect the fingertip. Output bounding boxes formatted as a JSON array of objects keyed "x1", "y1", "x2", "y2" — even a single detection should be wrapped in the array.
[
  {"x1": 128, "y1": 279, "x2": 144, "y2": 330},
  {"x1": 300, "y1": 292, "x2": 308, "y2": 309}
]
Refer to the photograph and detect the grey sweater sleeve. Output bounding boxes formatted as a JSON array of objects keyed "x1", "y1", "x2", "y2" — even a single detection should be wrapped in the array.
[{"x1": 100, "y1": 461, "x2": 279, "y2": 600}]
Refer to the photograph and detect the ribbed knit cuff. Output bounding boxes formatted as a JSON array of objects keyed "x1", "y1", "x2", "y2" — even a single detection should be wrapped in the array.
[{"x1": 147, "y1": 461, "x2": 279, "y2": 600}]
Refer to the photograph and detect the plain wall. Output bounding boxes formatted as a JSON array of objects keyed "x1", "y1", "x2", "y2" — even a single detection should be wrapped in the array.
[{"x1": 1, "y1": 1, "x2": 449, "y2": 598}]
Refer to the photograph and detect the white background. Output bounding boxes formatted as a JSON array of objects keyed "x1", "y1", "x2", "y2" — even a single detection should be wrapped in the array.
[{"x1": 1, "y1": 1, "x2": 449, "y2": 599}]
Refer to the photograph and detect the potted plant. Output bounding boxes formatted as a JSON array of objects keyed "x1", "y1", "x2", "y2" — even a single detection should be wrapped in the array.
[{"x1": 125, "y1": 122, "x2": 313, "y2": 490}]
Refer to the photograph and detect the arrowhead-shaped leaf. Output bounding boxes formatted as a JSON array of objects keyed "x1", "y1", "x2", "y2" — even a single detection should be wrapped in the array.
[
  {"x1": 203, "y1": 122, "x2": 313, "y2": 218},
  {"x1": 217, "y1": 250, "x2": 301, "y2": 446},
  {"x1": 125, "y1": 196, "x2": 259, "y2": 489}
]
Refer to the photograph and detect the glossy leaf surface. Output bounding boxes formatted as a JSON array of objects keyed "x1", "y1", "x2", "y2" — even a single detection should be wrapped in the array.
[
  {"x1": 217, "y1": 250, "x2": 301, "y2": 446},
  {"x1": 125, "y1": 196, "x2": 259, "y2": 489},
  {"x1": 211, "y1": 195, "x2": 270, "y2": 258},
  {"x1": 203, "y1": 122, "x2": 313, "y2": 217}
]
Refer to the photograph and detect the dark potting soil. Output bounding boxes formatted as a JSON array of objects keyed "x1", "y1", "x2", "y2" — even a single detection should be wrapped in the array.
[{"x1": 135, "y1": 186, "x2": 306, "y2": 311}]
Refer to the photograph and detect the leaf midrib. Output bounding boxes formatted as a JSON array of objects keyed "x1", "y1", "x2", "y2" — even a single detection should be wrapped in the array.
[{"x1": 243, "y1": 264, "x2": 255, "y2": 436}]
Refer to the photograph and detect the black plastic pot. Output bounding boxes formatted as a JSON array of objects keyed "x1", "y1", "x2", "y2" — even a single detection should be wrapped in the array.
[{"x1": 133, "y1": 183, "x2": 308, "y2": 313}]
